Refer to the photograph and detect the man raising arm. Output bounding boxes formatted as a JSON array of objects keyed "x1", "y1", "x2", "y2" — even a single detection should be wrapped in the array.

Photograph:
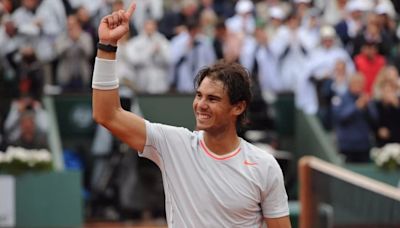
[
  {"x1": 92, "y1": 1, "x2": 291, "y2": 227},
  {"x1": 92, "y1": 2, "x2": 146, "y2": 152}
]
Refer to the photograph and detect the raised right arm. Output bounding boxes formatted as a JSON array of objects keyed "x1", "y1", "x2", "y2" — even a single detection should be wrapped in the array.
[{"x1": 92, "y1": 2, "x2": 146, "y2": 152}]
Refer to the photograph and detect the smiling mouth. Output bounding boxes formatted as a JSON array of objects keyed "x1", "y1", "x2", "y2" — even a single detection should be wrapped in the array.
[{"x1": 197, "y1": 113, "x2": 211, "y2": 120}]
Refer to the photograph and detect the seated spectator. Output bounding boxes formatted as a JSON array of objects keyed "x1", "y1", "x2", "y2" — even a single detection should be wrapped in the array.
[
  {"x1": 55, "y1": 14, "x2": 94, "y2": 92},
  {"x1": 332, "y1": 73, "x2": 377, "y2": 163},
  {"x1": 7, "y1": 109, "x2": 48, "y2": 149},
  {"x1": 374, "y1": 79, "x2": 400, "y2": 147},
  {"x1": 4, "y1": 95, "x2": 48, "y2": 149}
]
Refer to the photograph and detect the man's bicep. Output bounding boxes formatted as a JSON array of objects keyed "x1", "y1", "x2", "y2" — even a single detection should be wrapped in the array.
[
  {"x1": 264, "y1": 216, "x2": 292, "y2": 228},
  {"x1": 106, "y1": 109, "x2": 147, "y2": 152}
]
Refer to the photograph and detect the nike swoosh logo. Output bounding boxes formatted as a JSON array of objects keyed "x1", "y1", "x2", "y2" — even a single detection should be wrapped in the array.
[{"x1": 244, "y1": 160, "x2": 257, "y2": 166}]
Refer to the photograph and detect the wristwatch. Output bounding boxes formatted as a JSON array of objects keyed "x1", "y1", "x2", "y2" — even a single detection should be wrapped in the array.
[{"x1": 97, "y1": 43, "x2": 118, "y2": 52}]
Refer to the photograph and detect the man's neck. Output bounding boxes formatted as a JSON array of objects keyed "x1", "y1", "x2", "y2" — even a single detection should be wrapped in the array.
[{"x1": 203, "y1": 130, "x2": 240, "y2": 156}]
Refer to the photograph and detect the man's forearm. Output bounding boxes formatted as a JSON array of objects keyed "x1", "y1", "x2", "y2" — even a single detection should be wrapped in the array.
[{"x1": 92, "y1": 49, "x2": 120, "y2": 125}]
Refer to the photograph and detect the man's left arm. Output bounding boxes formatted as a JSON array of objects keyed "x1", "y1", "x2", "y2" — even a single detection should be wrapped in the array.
[{"x1": 265, "y1": 216, "x2": 292, "y2": 228}]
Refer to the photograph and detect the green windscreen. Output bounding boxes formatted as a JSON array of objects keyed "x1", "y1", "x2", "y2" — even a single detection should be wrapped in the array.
[{"x1": 310, "y1": 168, "x2": 400, "y2": 227}]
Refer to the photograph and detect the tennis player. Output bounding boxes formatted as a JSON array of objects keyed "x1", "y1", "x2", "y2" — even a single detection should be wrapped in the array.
[{"x1": 92, "y1": 2, "x2": 291, "y2": 227}]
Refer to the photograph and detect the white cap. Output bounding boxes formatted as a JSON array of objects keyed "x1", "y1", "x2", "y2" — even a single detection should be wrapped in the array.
[
  {"x1": 375, "y1": 3, "x2": 396, "y2": 18},
  {"x1": 320, "y1": 25, "x2": 336, "y2": 39},
  {"x1": 293, "y1": 0, "x2": 311, "y2": 4},
  {"x1": 345, "y1": 0, "x2": 373, "y2": 12},
  {"x1": 235, "y1": 0, "x2": 254, "y2": 14},
  {"x1": 269, "y1": 6, "x2": 285, "y2": 20}
]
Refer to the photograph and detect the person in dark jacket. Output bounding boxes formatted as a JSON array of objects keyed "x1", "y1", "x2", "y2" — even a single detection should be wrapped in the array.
[
  {"x1": 332, "y1": 72, "x2": 377, "y2": 163},
  {"x1": 374, "y1": 79, "x2": 400, "y2": 147}
]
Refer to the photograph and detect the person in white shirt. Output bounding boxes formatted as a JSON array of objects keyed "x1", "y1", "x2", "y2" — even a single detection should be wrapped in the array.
[
  {"x1": 296, "y1": 25, "x2": 355, "y2": 114},
  {"x1": 169, "y1": 18, "x2": 216, "y2": 93},
  {"x1": 225, "y1": 0, "x2": 256, "y2": 36},
  {"x1": 270, "y1": 10, "x2": 314, "y2": 92},
  {"x1": 125, "y1": 19, "x2": 171, "y2": 94},
  {"x1": 91, "y1": 2, "x2": 291, "y2": 227}
]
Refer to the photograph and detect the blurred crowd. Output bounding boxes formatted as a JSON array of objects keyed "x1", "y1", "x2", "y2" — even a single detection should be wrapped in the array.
[{"x1": 1, "y1": 0, "x2": 400, "y2": 222}]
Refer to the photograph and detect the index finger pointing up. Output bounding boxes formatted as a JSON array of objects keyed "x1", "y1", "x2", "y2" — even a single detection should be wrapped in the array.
[{"x1": 125, "y1": 1, "x2": 136, "y2": 19}]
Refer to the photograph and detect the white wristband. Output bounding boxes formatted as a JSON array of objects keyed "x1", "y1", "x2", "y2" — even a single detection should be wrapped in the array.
[{"x1": 92, "y1": 57, "x2": 119, "y2": 90}]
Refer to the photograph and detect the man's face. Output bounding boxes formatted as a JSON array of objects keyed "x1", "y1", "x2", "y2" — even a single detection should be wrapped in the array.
[
  {"x1": 193, "y1": 77, "x2": 239, "y2": 133},
  {"x1": 322, "y1": 38, "x2": 334, "y2": 49},
  {"x1": 361, "y1": 45, "x2": 378, "y2": 58},
  {"x1": 144, "y1": 20, "x2": 157, "y2": 35},
  {"x1": 349, "y1": 76, "x2": 364, "y2": 95}
]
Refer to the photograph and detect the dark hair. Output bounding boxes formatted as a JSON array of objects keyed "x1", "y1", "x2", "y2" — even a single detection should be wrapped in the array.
[{"x1": 194, "y1": 60, "x2": 252, "y2": 130}]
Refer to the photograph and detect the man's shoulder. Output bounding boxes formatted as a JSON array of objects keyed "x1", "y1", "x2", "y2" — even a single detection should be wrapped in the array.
[
  {"x1": 241, "y1": 141, "x2": 277, "y2": 163},
  {"x1": 146, "y1": 121, "x2": 197, "y2": 138}
]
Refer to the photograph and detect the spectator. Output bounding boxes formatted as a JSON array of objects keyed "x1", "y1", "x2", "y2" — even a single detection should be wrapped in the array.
[
  {"x1": 296, "y1": 25, "x2": 354, "y2": 114},
  {"x1": 271, "y1": 10, "x2": 314, "y2": 92},
  {"x1": 354, "y1": 41, "x2": 386, "y2": 95},
  {"x1": 158, "y1": 0, "x2": 199, "y2": 40},
  {"x1": 198, "y1": 4, "x2": 218, "y2": 38},
  {"x1": 126, "y1": 19, "x2": 171, "y2": 94},
  {"x1": 15, "y1": 45, "x2": 45, "y2": 99},
  {"x1": 329, "y1": 59, "x2": 352, "y2": 97},
  {"x1": 76, "y1": 5, "x2": 98, "y2": 55},
  {"x1": 321, "y1": 0, "x2": 348, "y2": 26},
  {"x1": 255, "y1": 0, "x2": 290, "y2": 27},
  {"x1": 240, "y1": 22, "x2": 282, "y2": 94},
  {"x1": 351, "y1": 14, "x2": 392, "y2": 58},
  {"x1": 264, "y1": 6, "x2": 286, "y2": 41},
  {"x1": 6, "y1": 0, "x2": 42, "y2": 71},
  {"x1": 332, "y1": 73, "x2": 377, "y2": 163},
  {"x1": 317, "y1": 60, "x2": 351, "y2": 129},
  {"x1": 211, "y1": 19, "x2": 227, "y2": 60},
  {"x1": 225, "y1": 0, "x2": 256, "y2": 37},
  {"x1": 55, "y1": 14, "x2": 94, "y2": 92},
  {"x1": 335, "y1": 0, "x2": 370, "y2": 53},
  {"x1": 169, "y1": 18, "x2": 216, "y2": 93},
  {"x1": 35, "y1": 0, "x2": 68, "y2": 62},
  {"x1": 239, "y1": 23, "x2": 278, "y2": 137},
  {"x1": 373, "y1": 65, "x2": 400, "y2": 99},
  {"x1": 375, "y1": 2, "x2": 398, "y2": 43},
  {"x1": 4, "y1": 95, "x2": 48, "y2": 147},
  {"x1": 7, "y1": 109, "x2": 48, "y2": 149},
  {"x1": 293, "y1": 0, "x2": 313, "y2": 26},
  {"x1": 128, "y1": 0, "x2": 163, "y2": 33},
  {"x1": 374, "y1": 78, "x2": 400, "y2": 147}
]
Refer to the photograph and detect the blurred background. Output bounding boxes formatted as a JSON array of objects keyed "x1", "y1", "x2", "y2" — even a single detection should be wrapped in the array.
[{"x1": 0, "y1": 0, "x2": 400, "y2": 227}]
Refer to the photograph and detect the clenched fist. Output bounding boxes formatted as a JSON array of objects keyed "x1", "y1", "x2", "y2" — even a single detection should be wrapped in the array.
[{"x1": 98, "y1": 1, "x2": 136, "y2": 46}]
